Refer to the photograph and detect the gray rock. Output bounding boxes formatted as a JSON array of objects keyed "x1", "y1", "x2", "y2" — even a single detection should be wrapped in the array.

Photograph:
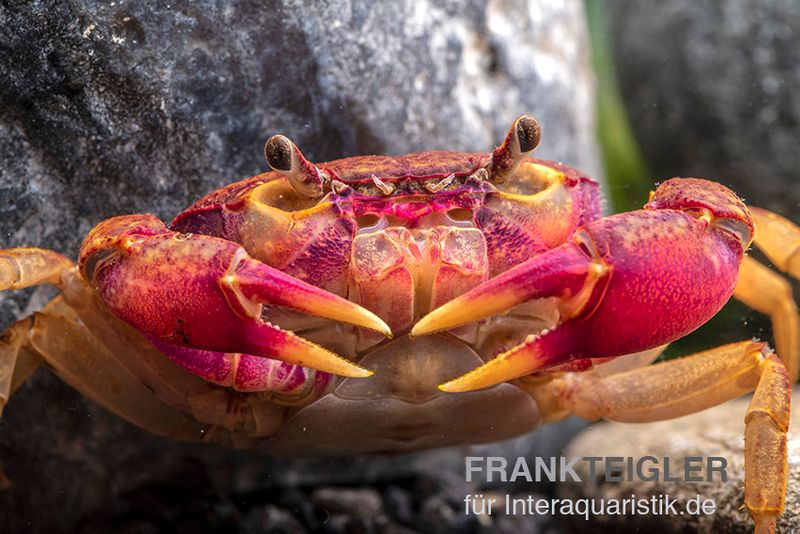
[
  {"x1": 0, "y1": 0, "x2": 600, "y2": 532},
  {"x1": 560, "y1": 392, "x2": 800, "y2": 533},
  {"x1": 608, "y1": 0, "x2": 800, "y2": 219}
]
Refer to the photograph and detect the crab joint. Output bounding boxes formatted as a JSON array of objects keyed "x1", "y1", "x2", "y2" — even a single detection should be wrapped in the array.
[
  {"x1": 265, "y1": 135, "x2": 328, "y2": 197},
  {"x1": 487, "y1": 115, "x2": 542, "y2": 183}
]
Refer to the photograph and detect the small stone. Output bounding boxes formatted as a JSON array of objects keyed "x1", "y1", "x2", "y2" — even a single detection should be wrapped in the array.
[
  {"x1": 412, "y1": 470, "x2": 476, "y2": 509},
  {"x1": 275, "y1": 488, "x2": 320, "y2": 530},
  {"x1": 242, "y1": 505, "x2": 307, "y2": 534},
  {"x1": 419, "y1": 495, "x2": 478, "y2": 534},
  {"x1": 383, "y1": 485, "x2": 414, "y2": 525},
  {"x1": 311, "y1": 487, "x2": 384, "y2": 519}
]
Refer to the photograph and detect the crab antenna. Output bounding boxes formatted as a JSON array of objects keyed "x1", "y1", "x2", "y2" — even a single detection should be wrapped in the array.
[
  {"x1": 487, "y1": 115, "x2": 542, "y2": 183},
  {"x1": 265, "y1": 135, "x2": 327, "y2": 197}
]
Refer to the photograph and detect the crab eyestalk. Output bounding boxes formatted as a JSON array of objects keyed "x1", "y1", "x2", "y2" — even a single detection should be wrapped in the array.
[
  {"x1": 487, "y1": 115, "x2": 542, "y2": 183},
  {"x1": 265, "y1": 135, "x2": 327, "y2": 197}
]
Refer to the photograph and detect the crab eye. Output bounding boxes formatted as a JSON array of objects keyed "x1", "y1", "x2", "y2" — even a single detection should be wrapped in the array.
[
  {"x1": 515, "y1": 115, "x2": 542, "y2": 154},
  {"x1": 264, "y1": 135, "x2": 294, "y2": 172},
  {"x1": 488, "y1": 115, "x2": 542, "y2": 183},
  {"x1": 264, "y1": 135, "x2": 326, "y2": 197}
]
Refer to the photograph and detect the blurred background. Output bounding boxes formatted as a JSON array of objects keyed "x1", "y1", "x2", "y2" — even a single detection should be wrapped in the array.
[{"x1": 0, "y1": 0, "x2": 797, "y2": 532}]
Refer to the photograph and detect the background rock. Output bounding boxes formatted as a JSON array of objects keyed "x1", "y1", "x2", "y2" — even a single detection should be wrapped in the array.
[
  {"x1": 608, "y1": 0, "x2": 800, "y2": 219},
  {"x1": 0, "y1": 0, "x2": 600, "y2": 532},
  {"x1": 561, "y1": 392, "x2": 800, "y2": 533}
]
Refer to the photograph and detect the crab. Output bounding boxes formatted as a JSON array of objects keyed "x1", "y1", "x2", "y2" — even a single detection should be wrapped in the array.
[{"x1": 0, "y1": 115, "x2": 797, "y2": 531}]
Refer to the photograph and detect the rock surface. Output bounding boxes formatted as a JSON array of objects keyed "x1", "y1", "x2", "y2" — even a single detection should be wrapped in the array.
[
  {"x1": 561, "y1": 392, "x2": 800, "y2": 533},
  {"x1": 608, "y1": 0, "x2": 800, "y2": 219},
  {"x1": 0, "y1": 1, "x2": 599, "y2": 532}
]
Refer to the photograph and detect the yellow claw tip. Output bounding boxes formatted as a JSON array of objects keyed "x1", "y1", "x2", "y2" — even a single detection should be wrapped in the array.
[
  {"x1": 352, "y1": 308, "x2": 392, "y2": 338},
  {"x1": 436, "y1": 345, "x2": 545, "y2": 393},
  {"x1": 410, "y1": 316, "x2": 444, "y2": 338},
  {"x1": 335, "y1": 364, "x2": 373, "y2": 379},
  {"x1": 369, "y1": 323, "x2": 392, "y2": 338},
  {"x1": 378, "y1": 324, "x2": 393, "y2": 338},
  {"x1": 437, "y1": 378, "x2": 486, "y2": 393}
]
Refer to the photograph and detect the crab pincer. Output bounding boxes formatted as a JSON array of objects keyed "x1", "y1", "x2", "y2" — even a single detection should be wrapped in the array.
[
  {"x1": 79, "y1": 214, "x2": 391, "y2": 378},
  {"x1": 412, "y1": 178, "x2": 754, "y2": 391}
]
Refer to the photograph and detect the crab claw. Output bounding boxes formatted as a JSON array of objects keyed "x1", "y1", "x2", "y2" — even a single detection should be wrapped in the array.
[
  {"x1": 80, "y1": 214, "x2": 390, "y2": 378},
  {"x1": 429, "y1": 178, "x2": 752, "y2": 392},
  {"x1": 411, "y1": 243, "x2": 597, "y2": 338},
  {"x1": 264, "y1": 135, "x2": 327, "y2": 197},
  {"x1": 487, "y1": 115, "x2": 542, "y2": 183},
  {"x1": 219, "y1": 249, "x2": 391, "y2": 338}
]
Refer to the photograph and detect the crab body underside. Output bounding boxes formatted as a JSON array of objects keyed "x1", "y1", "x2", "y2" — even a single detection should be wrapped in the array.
[{"x1": 1, "y1": 116, "x2": 798, "y2": 532}]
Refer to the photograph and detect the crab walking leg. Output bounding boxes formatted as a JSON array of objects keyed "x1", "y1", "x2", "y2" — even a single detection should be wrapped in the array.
[
  {"x1": 0, "y1": 249, "x2": 76, "y2": 415},
  {"x1": 749, "y1": 206, "x2": 800, "y2": 279},
  {"x1": 0, "y1": 318, "x2": 43, "y2": 417},
  {"x1": 735, "y1": 256, "x2": 800, "y2": 382},
  {"x1": 543, "y1": 341, "x2": 789, "y2": 533},
  {"x1": 0, "y1": 248, "x2": 73, "y2": 290},
  {"x1": 0, "y1": 298, "x2": 203, "y2": 438},
  {"x1": 744, "y1": 355, "x2": 791, "y2": 533}
]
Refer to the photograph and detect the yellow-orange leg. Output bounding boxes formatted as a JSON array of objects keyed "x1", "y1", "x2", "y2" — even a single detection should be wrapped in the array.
[
  {"x1": 750, "y1": 207, "x2": 800, "y2": 279},
  {"x1": 0, "y1": 249, "x2": 275, "y2": 444},
  {"x1": 735, "y1": 256, "x2": 799, "y2": 382},
  {"x1": 0, "y1": 248, "x2": 73, "y2": 291},
  {"x1": 0, "y1": 248, "x2": 74, "y2": 415},
  {"x1": 736, "y1": 207, "x2": 800, "y2": 382},
  {"x1": 542, "y1": 341, "x2": 790, "y2": 533},
  {"x1": 0, "y1": 296, "x2": 204, "y2": 438},
  {"x1": 0, "y1": 317, "x2": 42, "y2": 417}
]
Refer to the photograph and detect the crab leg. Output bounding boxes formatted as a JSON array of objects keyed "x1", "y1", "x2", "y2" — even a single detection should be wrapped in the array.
[
  {"x1": 542, "y1": 341, "x2": 790, "y2": 534},
  {"x1": 80, "y1": 214, "x2": 390, "y2": 378},
  {"x1": 0, "y1": 248, "x2": 76, "y2": 413},
  {"x1": 734, "y1": 256, "x2": 800, "y2": 382},
  {"x1": 0, "y1": 296, "x2": 203, "y2": 437},
  {"x1": 0, "y1": 248, "x2": 73, "y2": 290},
  {"x1": 732, "y1": 206, "x2": 800, "y2": 383},
  {"x1": 749, "y1": 206, "x2": 800, "y2": 278},
  {"x1": 414, "y1": 179, "x2": 753, "y2": 392},
  {"x1": 0, "y1": 317, "x2": 43, "y2": 416}
]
